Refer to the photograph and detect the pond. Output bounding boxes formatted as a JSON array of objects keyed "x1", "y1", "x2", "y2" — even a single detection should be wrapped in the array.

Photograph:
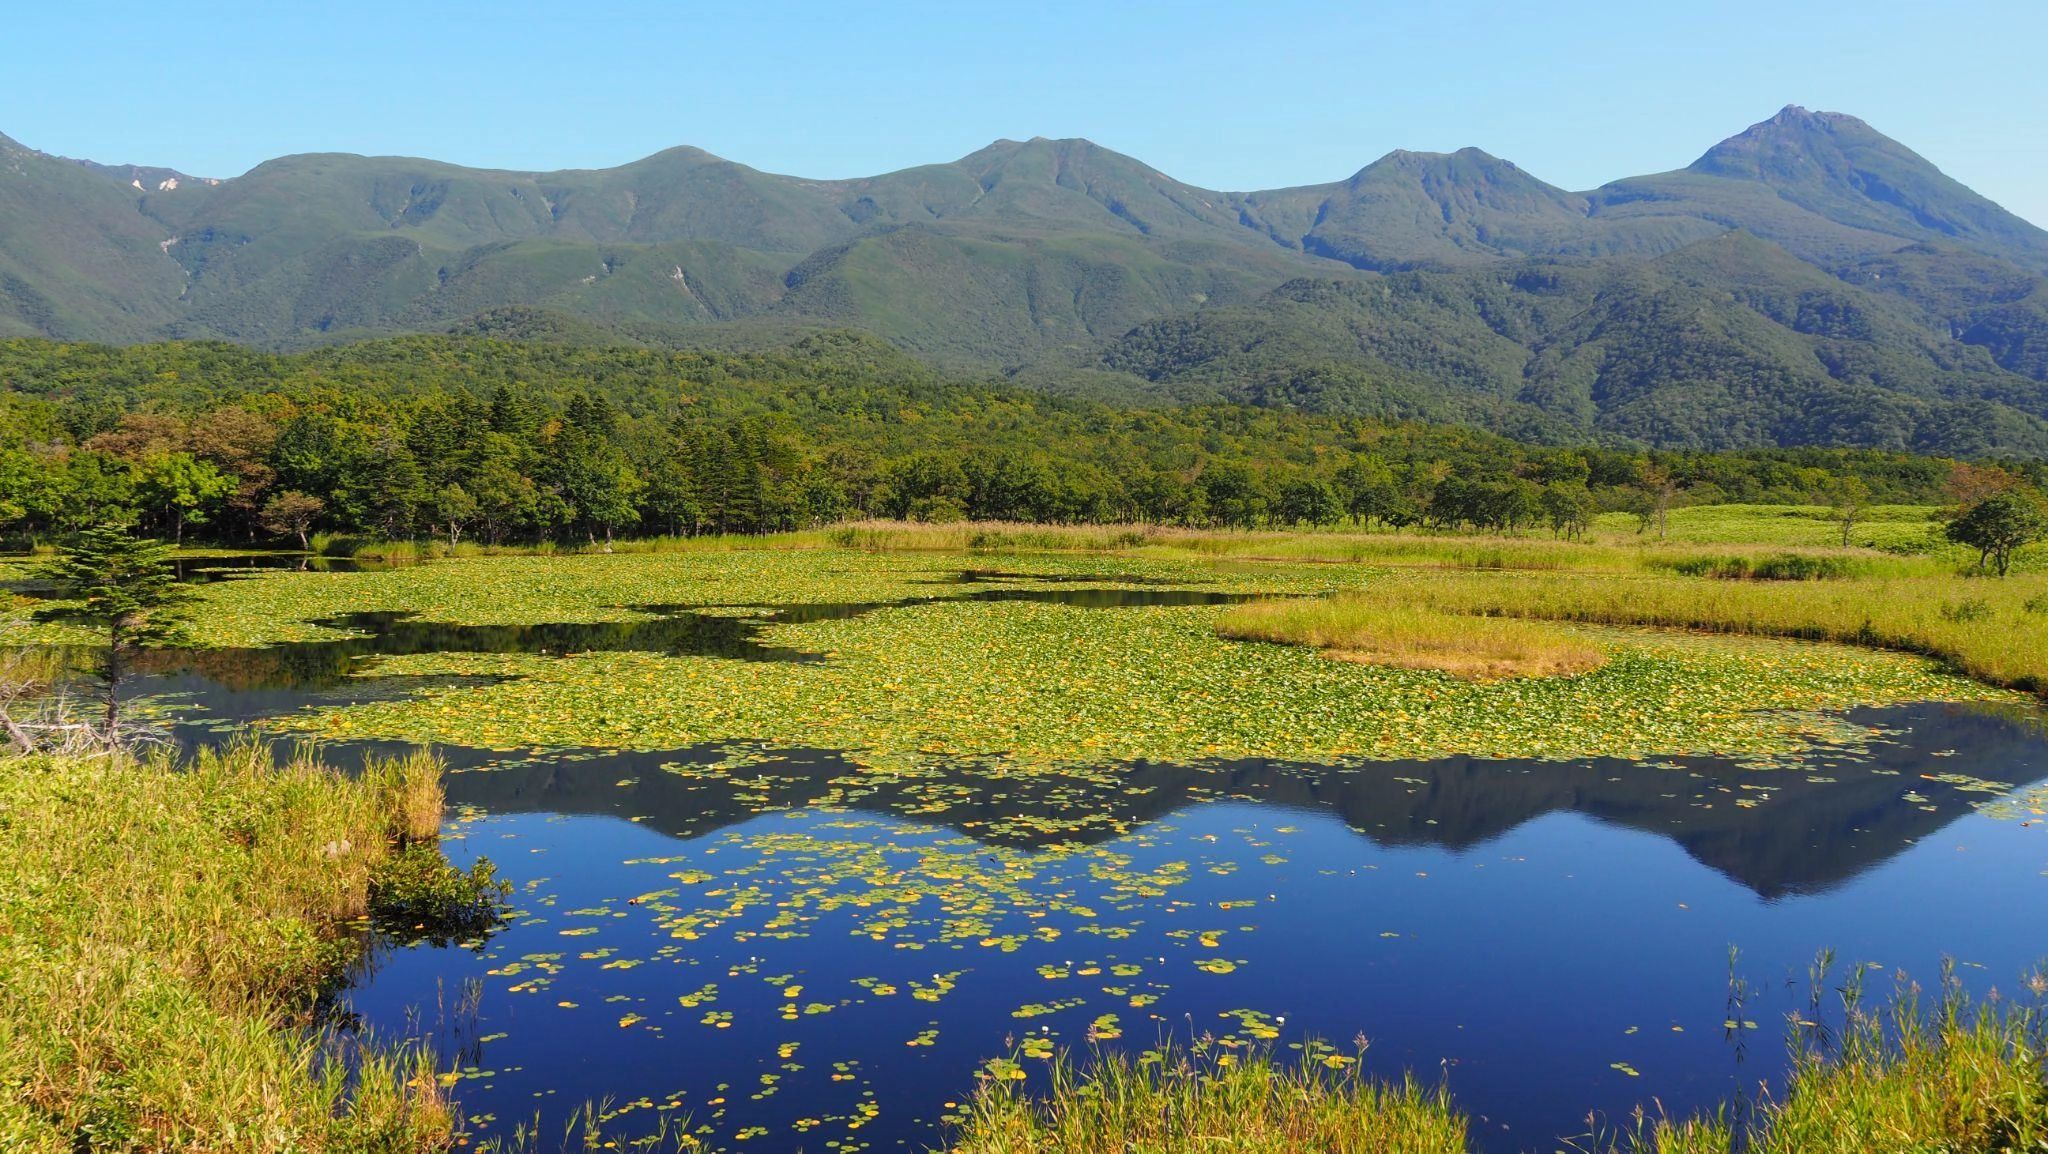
[{"x1": 126, "y1": 563, "x2": 2048, "y2": 1152}]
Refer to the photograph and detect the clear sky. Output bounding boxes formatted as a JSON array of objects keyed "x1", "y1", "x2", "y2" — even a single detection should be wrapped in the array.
[{"x1": 9, "y1": 0, "x2": 2046, "y2": 225}]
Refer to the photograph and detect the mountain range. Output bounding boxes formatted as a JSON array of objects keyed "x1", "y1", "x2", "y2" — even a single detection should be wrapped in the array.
[{"x1": 5, "y1": 106, "x2": 2048, "y2": 453}]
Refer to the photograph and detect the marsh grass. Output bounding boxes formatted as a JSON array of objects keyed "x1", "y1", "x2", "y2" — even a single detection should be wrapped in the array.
[
  {"x1": 328, "y1": 531, "x2": 852, "y2": 562},
  {"x1": 0, "y1": 741, "x2": 459, "y2": 1151},
  {"x1": 801, "y1": 519, "x2": 1986, "y2": 579},
  {"x1": 379, "y1": 747, "x2": 448, "y2": 845},
  {"x1": 282, "y1": 509, "x2": 2033, "y2": 581},
  {"x1": 946, "y1": 1042, "x2": 1467, "y2": 1154},
  {"x1": 1219, "y1": 596, "x2": 1609, "y2": 680},
  {"x1": 1359, "y1": 569, "x2": 2048, "y2": 695},
  {"x1": 1606, "y1": 966, "x2": 2048, "y2": 1154},
  {"x1": 829, "y1": 521, "x2": 1157, "y2": 553},
  {"x1": 951, "y1": 972, "x2": 2046, "y2": 1154}
]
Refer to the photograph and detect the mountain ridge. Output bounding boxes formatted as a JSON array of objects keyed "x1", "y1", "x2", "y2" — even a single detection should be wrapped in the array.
[{"x1": 6, "y1": 107, "x2": 2048, "y2": 453}]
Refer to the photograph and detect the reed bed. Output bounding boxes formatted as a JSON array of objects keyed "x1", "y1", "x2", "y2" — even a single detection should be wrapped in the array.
[
  {"x1": 1219, "y1": 596, "x2": 1609, "y2": 680},
  {"x1": 946, "y1": 1043, "x2": 1468, "y2": 1154},
  {"x1": 1615, "y1": 971, "x2": 2048, "y2": 1154},
  {"x1": 950, "y1": 977, "x2": 2046, "y2": 1154},
  {"x1": 0, "y1": 742, "x2": 457, "y2": 1152},
  {"x1": 1357, "y1": 569, "x2": 2048, "y2": 695}
]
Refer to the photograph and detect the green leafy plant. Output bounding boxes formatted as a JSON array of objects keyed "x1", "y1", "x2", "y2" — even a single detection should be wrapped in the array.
[{"x1": 369, "y1": 846, "x2": 512, "y2": 949}]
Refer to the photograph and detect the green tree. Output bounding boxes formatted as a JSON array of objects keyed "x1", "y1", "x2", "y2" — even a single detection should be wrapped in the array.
[
  {"x1": 33, "y1": 525, "x2": 193, "y2": 744},
  {"x1": 1274, "y1": 478, "x2": 1341, "y2": 527},
  {"x1": 1199, "y1": 463, "x2": 1266, "y2": 530},
  {"x1": 1540, "y1": 482, "x2": 1597, "y2": 540},
  {"x1": 53, "y1": 451, "x2": 137, "y2": 533},
  {"x1": 135, "y1": 452, "x2": 235, "y2": 544},
  {"x1": 1946, "y1": 489, "x2": 2048, "y2": 576},
  {"x1": 0, "y1": 448, "x2": 54, "y2": 541},
  {"x1": 432, "y1": 483, "x2": 480, "y2": 548},
  {"x1": 353, "y1": 437, "x2": 428, "y2": 541},
  {"x1": 642, "y1": 455, "x2": 703, "y2": 537},
  {"x1": 1827, "y1": 475, "x2": 1872, "y2": 548},
  {"x1": 1637, "y1": 461, "x2": 1680, "y2": 539},
  {"x1": 1333, "y1": 458, "x2": 1400, "y2": 527},
  {"x1": 466, "y1": 450, "x2": 543, "y2": 545}
]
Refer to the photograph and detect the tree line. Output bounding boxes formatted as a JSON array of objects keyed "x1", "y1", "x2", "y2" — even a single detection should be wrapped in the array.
[{"x1": 1, "y1": 333, "x2": 2041, "y2": 550}]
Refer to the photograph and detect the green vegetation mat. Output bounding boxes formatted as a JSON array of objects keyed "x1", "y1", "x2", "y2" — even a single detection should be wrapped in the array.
[{"x1": 51, "y1": 548, "x2": 2006, "y2": 767}]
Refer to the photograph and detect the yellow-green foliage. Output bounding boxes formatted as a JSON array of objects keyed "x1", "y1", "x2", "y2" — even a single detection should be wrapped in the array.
[
  {"x1": 1590, "y1": 503, "x2": 1949, "y2": 549},
  {"x1": 947, "y1": 1044, "x2": 1467, "y2": 1154},
  {"x1": 2, "y1": 547, "x2": 1998, "y2": 764},
  {"x1": 0, "y1": 744, "x2": 455, "y2": 1152},
  {"x1": 1218, "y1": 595, "x2": 1608, "y2": 680},
  {"x1": 1356, "y1": 568, "x2": 2048, "y2": 695},
  {"x1": 228, "y1": 552, "x2": 1994, "y2": 764}
]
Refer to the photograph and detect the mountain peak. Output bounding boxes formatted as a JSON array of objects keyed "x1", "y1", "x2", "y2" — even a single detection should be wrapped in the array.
[
  {"x1": 1688, "y1": 105, "x2": 1892, "y2": 180},
  {"x1": 1661, "y1": 105, "x2": 2048, "y2": 267},
  {"x1": 1347, "y1": 147, "x2": 1569, "y2": 206},
  {"x1": 1763, "y1": 104, "x2": 1857, "y2": 128},
  {"x1": 966, "y1": 135, "x2": 1109, "y2": 160}
]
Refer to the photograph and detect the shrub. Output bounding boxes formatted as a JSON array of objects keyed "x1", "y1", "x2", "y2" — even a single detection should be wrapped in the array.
[
  {"x1": 1663, "y1": 553, "x2": 1854, "y2": 581},
  {"x1": 369, "y1": 846, "x2": 512, "y2": 948}
]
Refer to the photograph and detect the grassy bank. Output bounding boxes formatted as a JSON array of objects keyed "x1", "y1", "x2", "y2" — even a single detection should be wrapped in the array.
[
  {"x1": 949, "y1": 982, "x2": 2048, "y2": 1153},
  {"x1": 297, "y1": 503, "x2": 2006, "y2": 575},
  {"x1": 0, "y1": 743, "x2": 458, "y2": 1152}
]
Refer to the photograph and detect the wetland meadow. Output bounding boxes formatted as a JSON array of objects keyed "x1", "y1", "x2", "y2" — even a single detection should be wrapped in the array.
[{"x1": 5, "y1": 517, "x2": 2048, "y2": 1152}]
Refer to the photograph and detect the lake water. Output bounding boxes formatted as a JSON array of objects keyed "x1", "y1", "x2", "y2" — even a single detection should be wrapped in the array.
[{"x1": 127, "y1": 579, "x2": 2048, "y2": 1152}]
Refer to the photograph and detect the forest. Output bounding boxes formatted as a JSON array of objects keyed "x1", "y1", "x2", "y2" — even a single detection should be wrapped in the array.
[{"x1": 2, "y1": 331, "x2": 2041, "y2": 549}]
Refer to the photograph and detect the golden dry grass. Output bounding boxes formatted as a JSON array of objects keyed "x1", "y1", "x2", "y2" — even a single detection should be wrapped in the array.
[
  {"x1": 1219, "y1": 596, "x2": 1609, "y2": 681},
  {"x1": 1360, "y1": 569, "x2": 2048, "y2": 696}
]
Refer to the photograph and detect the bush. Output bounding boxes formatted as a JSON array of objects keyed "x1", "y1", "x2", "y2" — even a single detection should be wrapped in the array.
[
  {"x1": 369, "y1": 845, "x2": 512, "y2": 948},
  {"x1": 1940, "y1": 598, "x2": 1995, "y2": 623}
]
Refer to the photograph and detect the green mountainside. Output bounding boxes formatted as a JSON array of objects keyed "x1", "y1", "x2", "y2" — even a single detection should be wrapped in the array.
[
  {"x1": 4, "y1": 108, "x2": 2048, "y2": 451},
  {"x1": 1104, "y1": 233, "x2": 2048, "y2": 454}
]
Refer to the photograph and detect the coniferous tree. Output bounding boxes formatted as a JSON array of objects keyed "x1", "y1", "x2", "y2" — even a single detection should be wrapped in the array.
[{"x1": 33, "y1": 525, "x2": 193, "y2": 744}]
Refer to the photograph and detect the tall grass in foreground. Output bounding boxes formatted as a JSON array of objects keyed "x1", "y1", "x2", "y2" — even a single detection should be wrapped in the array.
[
  {"x1": 0, "y1": 742, "x2": 457, "y2": 1152},
  {"x1": 950, "y1": 974, "x2": 2047, "y2": 1154},
  {"x1": 1219, "y1": 596, "x2": 1608, "y2": 680},
  {"x1": 1611, "y1": 967, "x2": 2048, "y2": 1154},
  {"x1": 947, "y1": 1043, "x2": 1467, "y2": 1154}
]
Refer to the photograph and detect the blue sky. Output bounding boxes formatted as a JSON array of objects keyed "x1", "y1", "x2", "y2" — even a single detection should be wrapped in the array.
[{"x1": 9, "y1": 0, "x2": 2046, "y2": 224}]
